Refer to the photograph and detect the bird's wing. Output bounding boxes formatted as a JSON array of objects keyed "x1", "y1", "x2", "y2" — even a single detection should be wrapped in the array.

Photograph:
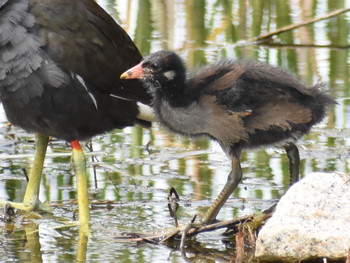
[
  {"x1": 31, "y1": 0, "x2": 151, "y2": 103},
  {"x1": 0, "y1": 0, "x2": 54, "y2": 107},
  {"x1": 198, "y1": 95, "x2": 250, "y2": 144}
]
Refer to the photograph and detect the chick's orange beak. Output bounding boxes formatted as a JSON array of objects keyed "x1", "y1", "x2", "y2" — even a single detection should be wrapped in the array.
[{"x1": 120, "y1": 62, "x2": 144, "y2": 79}]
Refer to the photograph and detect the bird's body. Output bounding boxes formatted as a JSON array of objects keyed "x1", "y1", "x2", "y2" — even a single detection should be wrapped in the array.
[
  {"x1": 0, "y1": 0, "x2": 152, "y2": 228},
  {"x1": 151, "y1": 59, "x2": 329, "y2": 153},
  {"x1": 0, "y1": 0, "x2": 151, "y2": 142},
  {"x1": 122, "y1": 50, "x2": 335, "y2": 223}
]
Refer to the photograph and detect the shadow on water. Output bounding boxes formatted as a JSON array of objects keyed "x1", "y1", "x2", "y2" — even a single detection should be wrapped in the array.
[{"x1": 0, "y1": 0, "x2": 349, "y2": 262}]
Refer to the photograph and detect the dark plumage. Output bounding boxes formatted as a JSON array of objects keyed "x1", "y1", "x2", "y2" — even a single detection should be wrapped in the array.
[
  {"x1": 0, "y1": 0, "x2": 151, "y2": 141},
  {"x1": 0, "y1": 0, "x2": 152, "y2": 226},
  {"x1": 121, "y1": 50, "x2": 335, "y2": 223}
]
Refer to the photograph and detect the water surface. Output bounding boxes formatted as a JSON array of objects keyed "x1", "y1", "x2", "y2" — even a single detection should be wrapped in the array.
[{"x1": 0, "y1": 0, "x2": 349, "y2": 262}]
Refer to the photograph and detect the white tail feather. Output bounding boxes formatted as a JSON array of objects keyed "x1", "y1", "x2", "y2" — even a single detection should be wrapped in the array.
[{"x1": 137, "y1": 102, "x2": 157, "y2": 122}]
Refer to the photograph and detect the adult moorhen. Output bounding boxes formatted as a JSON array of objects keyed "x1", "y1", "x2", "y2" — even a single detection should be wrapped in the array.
[
  {"x1": 121, "y1": 50, "x2": 335, "y2": 224},
  {"x1": 0, "y1": 0, "x2": 153, "y2": 227}
]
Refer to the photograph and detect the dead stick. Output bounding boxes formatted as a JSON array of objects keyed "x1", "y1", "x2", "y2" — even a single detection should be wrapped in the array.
[
  {"x1": 258, "y1": 43, "x2": 350, "y2": 49},
  {"x1": 114, "y1": 213, "x2": 264, "y2": 243},
  {"x1": 246, "y1": 8, "x2": 350, "y2": 43},
  {"x1": 114, "y1": 204, "x2": 276, "y2": 244},
  {"x1": 183, "y1": 212, "x2": 268, "y2": 237}
]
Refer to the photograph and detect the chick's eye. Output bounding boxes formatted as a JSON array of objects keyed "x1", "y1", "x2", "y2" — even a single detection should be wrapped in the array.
[{"x1": 143, "y1": 61, "x2": 158, "y2": 71}]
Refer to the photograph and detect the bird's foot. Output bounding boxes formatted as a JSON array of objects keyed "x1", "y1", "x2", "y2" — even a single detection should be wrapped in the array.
[
  {"x1": 179, "y1": 214, "x2": 221, "y2": 250},
  {"x1": 0, "y1": 199, "x2": 35, "y2": 212},
  {"x1": 0, "y1": 199, "x2": 53, "y2": 221},
  {"x1": 180, "y1": 222, "x2": 201, "y2": 250}
]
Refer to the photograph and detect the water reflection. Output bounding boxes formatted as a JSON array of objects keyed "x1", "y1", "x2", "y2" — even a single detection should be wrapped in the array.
[{"x1": 0, "y1": 0, "x2": 349, "y2": 262}]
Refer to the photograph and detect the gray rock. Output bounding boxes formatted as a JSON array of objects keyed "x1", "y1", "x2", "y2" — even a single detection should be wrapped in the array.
[{"x1": 255, "y1": 172, "x2": 350, "y2": 262}]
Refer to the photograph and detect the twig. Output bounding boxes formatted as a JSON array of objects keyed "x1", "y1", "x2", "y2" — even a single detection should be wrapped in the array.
[
  {"x1": 246, "y1": 8, "x2": 350, "y2": 43},
  {"x1": 167, "y1": 187, "x2": 180, "y2": 227},
  {"x1": 114, "y1": 209, "x2": 273, "y2": 244},
  {"x1": 86, "y1": 140, "x2": 98, "y2": 189},
  {"x1": 235, "y1": 224, "x2": 245, "y2": 263},
  {"x1": 258, "y1": 43, "x2": 350, "y2": 50}
]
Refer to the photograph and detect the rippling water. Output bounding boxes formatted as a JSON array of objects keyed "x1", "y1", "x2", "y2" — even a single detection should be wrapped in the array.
[{"x1": 0, "y1": 0, "x2": 349, "y2": 262}]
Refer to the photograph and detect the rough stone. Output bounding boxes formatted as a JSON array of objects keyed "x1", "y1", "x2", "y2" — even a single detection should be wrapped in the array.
[{"x1": 255, "y1": 172, "x2": 350, "y2": 262}]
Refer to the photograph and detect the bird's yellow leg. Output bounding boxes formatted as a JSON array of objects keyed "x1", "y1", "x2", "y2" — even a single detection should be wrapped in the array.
[
  {"x1": 180, "y1": 155, "x2": 243, "y2": 249},
  {"x1": 71, "y1": 140, "x2": 90, "y2": 235},
  {"x1": 76, "y1": 224, "x2": 89, "y2": 262},
  {"x1": 203, "y1": 155, "x2": 242, "y2": 224},
  {"x1": 0, "y1": 133, "x2": 49, "y2": 211},
  {"x1": 23, "y1": 133, "x2": 49, "y2": 207}
]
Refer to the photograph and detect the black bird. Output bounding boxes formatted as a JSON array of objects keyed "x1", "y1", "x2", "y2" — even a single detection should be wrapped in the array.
[
  {"x1": 0, "y1": 0, "x2": 153, "y2": 227},
  {"x1": 121, "y1": 50, "x2": 334, "y2": 224}
]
